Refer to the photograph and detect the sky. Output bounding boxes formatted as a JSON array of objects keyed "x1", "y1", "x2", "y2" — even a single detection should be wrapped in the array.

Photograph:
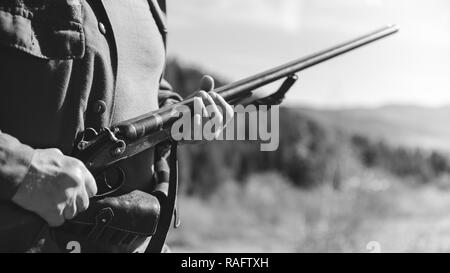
[{"x1": 166, "y1": 0, "x2": 450, "y2": 108}]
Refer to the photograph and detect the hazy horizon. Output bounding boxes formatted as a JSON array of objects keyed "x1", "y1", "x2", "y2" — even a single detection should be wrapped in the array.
[
  {"x1": 293, "y1": 102, "x2": 450, "y2": 110},
  {"x1": 167, "y1": 0, "x2": 450, "y2": 109}
]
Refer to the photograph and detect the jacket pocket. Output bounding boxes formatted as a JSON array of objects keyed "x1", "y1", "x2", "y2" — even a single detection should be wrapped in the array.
[{"x1": 0, "y1": 0, "x2": 85, "y2": 60}]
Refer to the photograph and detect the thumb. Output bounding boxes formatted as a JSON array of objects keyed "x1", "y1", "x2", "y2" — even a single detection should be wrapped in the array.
[{"x1": 199, "y1": 75, "x2": 215, "y2": 92}]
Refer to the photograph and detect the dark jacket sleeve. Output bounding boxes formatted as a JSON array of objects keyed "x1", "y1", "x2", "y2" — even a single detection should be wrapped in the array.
[
  {"x1": 0, "y1": 131, "x2": 34, "y2": 200},
  {"x1": 158, "y1": 78, "x2": 182, "y2": 108}
]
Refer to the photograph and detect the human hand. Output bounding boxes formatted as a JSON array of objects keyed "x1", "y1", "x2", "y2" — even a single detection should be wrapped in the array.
[
  {"x1": 181, "y1": 75, "x2": 234, "y2": 143},
  {"x1": 12, "y1": 148, "x2": 97, "y2": 227}
]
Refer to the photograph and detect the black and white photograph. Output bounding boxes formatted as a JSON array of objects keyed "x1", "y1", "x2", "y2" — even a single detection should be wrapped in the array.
[{"x1": 0, "y1": 0, "x2": 449, "y2": 261}]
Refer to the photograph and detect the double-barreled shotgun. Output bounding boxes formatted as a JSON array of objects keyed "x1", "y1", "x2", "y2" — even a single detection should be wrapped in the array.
[{"x1": 65, "y1": 25, "x2": 399, "y2": 253}]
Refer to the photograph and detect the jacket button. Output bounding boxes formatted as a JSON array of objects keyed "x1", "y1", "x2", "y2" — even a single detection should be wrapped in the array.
[
  {"x1": 98, "y1": 22, "x2": 107, "y2": 35},
  {"x1": 93, "y1": 100, "x2": 107, "y2": 115}
]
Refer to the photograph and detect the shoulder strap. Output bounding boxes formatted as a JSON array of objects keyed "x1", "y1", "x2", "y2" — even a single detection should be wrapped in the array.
[
  {"x1": 148, "y1": 0, "x2": 168, "y2": 48},
  {"x1": 157, "y1": 0, "x2": 166, "y2": 12},
  {"x1": 147, "y1": 2, "x2": 177, "y2": 253}
]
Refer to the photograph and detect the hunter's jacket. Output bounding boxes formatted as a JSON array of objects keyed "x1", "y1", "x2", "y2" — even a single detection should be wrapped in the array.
[{"x1": 0, "y1": 0, "x2": 180, "y2": 251}]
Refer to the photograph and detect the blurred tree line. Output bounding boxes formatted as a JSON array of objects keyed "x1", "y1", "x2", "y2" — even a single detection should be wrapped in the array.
[
  {"x1": 165, "y1": 59, "x2": 450, "y2": 196},
  {"x1": 352, "y1": 135, "x2": 450, "y2": 183}
]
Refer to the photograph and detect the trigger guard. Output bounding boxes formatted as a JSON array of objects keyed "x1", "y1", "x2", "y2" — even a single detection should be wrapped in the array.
[{"x1": 93, "y1": 167, "x2": 125, "y2": 198}]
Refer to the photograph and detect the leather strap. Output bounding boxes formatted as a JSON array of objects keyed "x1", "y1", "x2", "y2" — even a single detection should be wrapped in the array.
[
  {"x1": 87, "y1": 207, "x2": 114, "y2": 241},
  {"x1": 145, "y1": 143, "x2": 178, "y2": 253}
]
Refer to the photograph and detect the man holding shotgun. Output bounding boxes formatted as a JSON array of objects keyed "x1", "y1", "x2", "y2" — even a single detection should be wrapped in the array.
[
  {"x1": 0, "y1": 0, "x2": 233, "y2": 252},
  {"x1": 0, "y1": 0, "x2": 398, "y2": 253}
]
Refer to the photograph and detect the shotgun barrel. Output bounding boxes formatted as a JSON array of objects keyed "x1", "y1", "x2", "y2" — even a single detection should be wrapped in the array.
[
  {"x1": 216, "y1": 25, "x2": 399, "y2": 101},
  {"x1": 115, "y1": 25, "x2": 399, "y2": 140}
]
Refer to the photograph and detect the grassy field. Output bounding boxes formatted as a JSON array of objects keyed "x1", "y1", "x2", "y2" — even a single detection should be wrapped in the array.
[{"x1": 167, "y1": 172, "x2": 450, "y2": 253}]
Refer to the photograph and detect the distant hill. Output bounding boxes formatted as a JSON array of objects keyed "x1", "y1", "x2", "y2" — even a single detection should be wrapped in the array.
[
  {"x1": 296, "y1": 105, "x2": 450, "y2": 153},
  {"x1": 165, "y1": 59, "x2": 450, "y2": 191}
]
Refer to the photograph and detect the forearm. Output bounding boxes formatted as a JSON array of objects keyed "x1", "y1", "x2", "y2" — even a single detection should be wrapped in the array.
[{"x1": 0, "y1": 131, "x2": 35, "y2": 200}]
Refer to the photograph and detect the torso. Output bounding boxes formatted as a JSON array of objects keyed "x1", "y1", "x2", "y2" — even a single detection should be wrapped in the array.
[
  {"x1": 103, "y1": 0, "x2": 164, "y2": 124},
  {"x1": 102, "y1": 0, "x2": 165, "y2": 192}
]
